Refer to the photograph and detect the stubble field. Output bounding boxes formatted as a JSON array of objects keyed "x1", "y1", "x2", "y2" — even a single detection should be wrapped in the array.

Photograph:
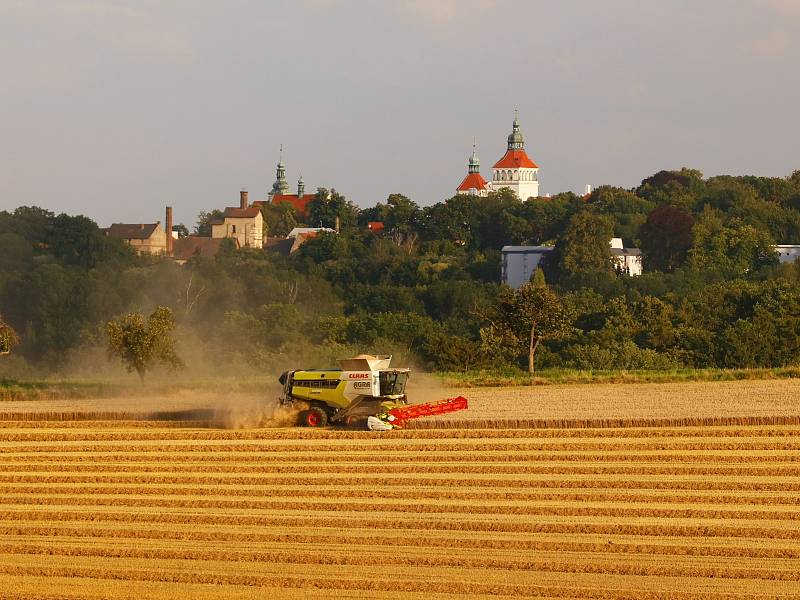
[{"x1": 1, "y1": 380, "x2": 800, "y2": 598}]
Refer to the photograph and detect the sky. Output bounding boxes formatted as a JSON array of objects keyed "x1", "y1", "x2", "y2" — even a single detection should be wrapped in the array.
[{"x1": 1, "y1": 0, "x2": 799, "y2": 228}]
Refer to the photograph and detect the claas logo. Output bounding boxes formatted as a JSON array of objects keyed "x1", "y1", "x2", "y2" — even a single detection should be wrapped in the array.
[{"x1": 348, "y1": 373, "x2": 370, "y2": 379}]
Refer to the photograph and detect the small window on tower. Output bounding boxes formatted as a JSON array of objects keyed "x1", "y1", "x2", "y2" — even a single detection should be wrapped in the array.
[{"x1": 231, "y1": 225, "x2": 237, "y2": 233}]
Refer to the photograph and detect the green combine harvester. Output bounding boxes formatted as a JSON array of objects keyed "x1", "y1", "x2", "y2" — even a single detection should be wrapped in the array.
[{"x1": 278, "y1": 355, "x2": 410, "y2": 429}]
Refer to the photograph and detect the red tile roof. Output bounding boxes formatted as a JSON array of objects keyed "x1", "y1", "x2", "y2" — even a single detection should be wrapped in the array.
[
  {"x1": 171, "y1": 236, "x2": 230, "y2": 261},
  {"x1": 457, "y1": 172, "x2": 488, "y2": 192},
  {"x1": 493, "y1": 149, "x2": 538, "y2": 169},
  {"x1": 367, "y1": 221, "x2": 385, "y2": 232},
  {"x1": 105, "y1": 223, "x2": 160, "y2": 240},
  {"x1": 223, "y1": 207, "x2": 261, "y2": 218},
  {"x1": 272, "y1": 193, "x2": 315, "y2": 216}
]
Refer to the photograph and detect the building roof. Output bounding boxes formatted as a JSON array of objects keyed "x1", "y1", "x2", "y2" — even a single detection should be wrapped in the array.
[
  {"x1": 493, "y1": 149, "x2": 539, "y2": 169},
  {"x1": 222, "y1": 207, "x2": 261, "y2": 219},
  {"x1": 367, "y1": 221, "x2": 385, "y2": 232},
  {"x1": 457, "y1": 172, "x2": 489, "y2": 192},
  {"x1": 105, "y1": 223, "x2": 161, "y2": 240},
  {"x1": 272, "y1": 193, "x2": 315, "y2": 216},
  {"x1": 501, "y1": 245, "x2": 554, "y2": 253},
  {"x1": 171, "y1": 236, "x2": 228, "y2": 261},
  {"x1": 263, "y1": 236, "x2": 295, "y2": 256},
  {"x1": 611, "y1": 247, "x2": 642, "y2": 256},
  {"x1": 287, "y1": 227, "x2": 335, "y2": 238}
]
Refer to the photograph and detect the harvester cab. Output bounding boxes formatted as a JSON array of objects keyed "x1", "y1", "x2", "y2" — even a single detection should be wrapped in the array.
[{"x1": 278, "y1": 355, "x2": 411, "y2": 428}]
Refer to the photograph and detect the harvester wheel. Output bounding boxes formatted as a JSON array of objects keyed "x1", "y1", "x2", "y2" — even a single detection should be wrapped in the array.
[{"x1": 300, "y1": 407, "x2": 328, "y2": 428}]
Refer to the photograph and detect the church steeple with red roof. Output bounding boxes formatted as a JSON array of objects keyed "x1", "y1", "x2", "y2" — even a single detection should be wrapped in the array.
[
  {"x1": 490, "y1": 110, "x2": 540, "y2": 200},
  {"x1": 456, "y1": 144, "x2": 489, "y2": 196}
]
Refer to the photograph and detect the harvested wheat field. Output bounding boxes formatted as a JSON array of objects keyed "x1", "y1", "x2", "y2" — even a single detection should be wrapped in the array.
[
  {"x1": 3, "y1": 379, "x2": 800, "y2": 424},
  {"x1": 2, "y1": 413, "x2": 800, "y2": 598}
]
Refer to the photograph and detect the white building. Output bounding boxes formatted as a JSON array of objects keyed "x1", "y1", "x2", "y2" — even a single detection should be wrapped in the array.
[
  {"x1": 287, "y1": 227, "x2": 335, "y2": 238},
  {"x1": 211, "y1": 191, "x2": 264, "y2": 249},
  {"x1": 610, "y1": 238, "x2": 643, "y2": 276},
  {"x1": 775, "y1": 245, "x2": 800, "y2": 264},
  {"x1": 501, "y1": 238, "x2": 642, "y2": 288},
  {"x1": 501, "y1": 246, "x2": 553, "y2": 289},
  {"x1": 455, "y1": 112, "x2": 540, "y2": 200}
]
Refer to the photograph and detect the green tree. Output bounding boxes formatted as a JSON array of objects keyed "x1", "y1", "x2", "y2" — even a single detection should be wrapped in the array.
[
  {"x1": 49, "y1": 213, "x2": 134, "y2": 269},
  {"x1": 107, "y1": 306, "x2": 184, "y2": 380},
  {"x1": 261, "y1": 202, "x2": 298, "y2": 237},
  {"x1": 687, "y1": 209, "x2": 777, "y2": 276},
  {"x1": 480, "y1": 281, "x2": 574, "y2": 372},
  {"x1": 549, "y1": 210, "x2": 615, "y2": 279},
  {"x1": 586, "y1": 185, "x2": 655, "y2": 243},
  {"x1": 638, "y1": 204, "x2": 694, "y2": 272},
  {"x1": 194, "y1": 209, "x2": 224, "y2": 236},
  {"x1": 307, "y1": 188, "x2": 359, "y2": 230},
  {"x1": 383, "y1": 194, "x2": 421, "y2": 233}
]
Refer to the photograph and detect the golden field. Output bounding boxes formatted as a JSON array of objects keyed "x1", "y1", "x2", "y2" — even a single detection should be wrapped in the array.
[
  {"x1": 1, "y1": 380, "x2": 800, "y2": 598},
  {"x1": 2, "y1": 378, "x2": 799, "y2": 423}
]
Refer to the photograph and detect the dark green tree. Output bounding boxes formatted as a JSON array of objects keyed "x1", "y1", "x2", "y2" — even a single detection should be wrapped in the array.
[
  {"x1": 638, "y1": 204, "x2": 694, "y2": 272},
  {"x1": 549, "y1": 210, "x2": 615, "y2": 279},
  {"x1": 307, "y1": 188, "x2": 359, "y2": 230}
]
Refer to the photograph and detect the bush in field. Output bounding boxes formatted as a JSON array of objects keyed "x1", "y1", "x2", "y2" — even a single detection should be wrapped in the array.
[
  {"x1": 0, "y1": 315, "x2": 19, "y2": 355},
  {"x1": 107, "y1": 307, "x2": 184, "y2": 380}
]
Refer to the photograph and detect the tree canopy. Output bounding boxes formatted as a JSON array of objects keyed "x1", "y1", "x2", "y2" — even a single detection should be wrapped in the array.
[{"x1": 2, "y1": 167, "x2": 800, "y2": 376}]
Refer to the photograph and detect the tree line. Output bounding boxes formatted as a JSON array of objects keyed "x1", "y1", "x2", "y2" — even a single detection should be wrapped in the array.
[{"x1": 1, "y1": 168, "x2": 800, "y2": 377}]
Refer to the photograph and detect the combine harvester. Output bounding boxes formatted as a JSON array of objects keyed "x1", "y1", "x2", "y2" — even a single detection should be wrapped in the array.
[{"x1": 278, "y1": 354, "x2": 468, "y2": 430}]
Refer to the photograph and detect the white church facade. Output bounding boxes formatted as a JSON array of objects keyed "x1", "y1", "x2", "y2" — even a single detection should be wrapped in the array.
[{"x1": 457, "y1": 113, "x2": 540, "y2": 200}]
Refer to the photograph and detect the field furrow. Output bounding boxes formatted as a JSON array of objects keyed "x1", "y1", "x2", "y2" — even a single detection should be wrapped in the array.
[{"x1": 2, "y1": 418, "x2": 800, "y2": 598}]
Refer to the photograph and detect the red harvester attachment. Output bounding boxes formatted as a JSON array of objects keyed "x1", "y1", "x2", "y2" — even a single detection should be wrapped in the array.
[{"x1": 386, "y1": 396, "x2": 469, "y2": 428}]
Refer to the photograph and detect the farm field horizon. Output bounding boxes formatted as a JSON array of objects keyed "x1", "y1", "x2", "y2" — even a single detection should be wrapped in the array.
[{"x1": 2, "y1": 378, "x2": 799, "y2": 425}]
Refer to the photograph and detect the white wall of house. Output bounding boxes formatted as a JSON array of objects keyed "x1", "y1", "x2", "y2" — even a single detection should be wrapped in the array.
[
  {"x1": 501, "y1": 246, "x2": 553, "y2": 289},
  {"x1": 489, "y1": 168, "x2": 539, "y2": 200},
  {"x1": 502, "y1": 239, "x2": 643, "y2": 288},
  {"x1": 211, "y1": 213, "x2": 263, "y2": 248},
  {"x1": 127, "y1": 227, "x2": 166, "y2": 254}
]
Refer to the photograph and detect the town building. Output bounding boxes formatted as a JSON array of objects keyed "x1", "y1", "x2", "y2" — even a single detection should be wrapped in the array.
[
  {"x1": 262, "y1": 148, "x2": 316, "y2": 218},
  {"x1": 501, "y1": 245, "x2": 553, "y2": 288},
  {"x1": 104, "y1": 222, "x2": 167, "y2": 254},
  {"x1": 456, "y1": 112, "x2": 540, "y2": 200},
  {"x1": 210, "y1": 190, "x2": 264, "y2": 249},
  {"x1": 171, "y1": 236, "x2": 231, "y2": 264},
  {"x1": 609, "y1": 238, "x2": 643, "y2": 276},
  {"x1": 501, "y1": 238, "x2": 642, "y2": 288},
  {"x1": 456, "y1": 145, "x2": 489, "y2": 196},
  {"x1": 775, "y1": 245, "x2": 800, "y2": 264}
]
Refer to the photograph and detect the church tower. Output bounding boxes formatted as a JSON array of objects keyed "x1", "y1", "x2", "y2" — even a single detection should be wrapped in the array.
[
  {"x1": 490, "y1": 111, "x2": 539, "y2": 200},
  {"x1": 456, "y1": 144, "x2": 489, "y2": 196},
  {"x1": 269, "y1": 146, "x2": 290, "y2": 198}
]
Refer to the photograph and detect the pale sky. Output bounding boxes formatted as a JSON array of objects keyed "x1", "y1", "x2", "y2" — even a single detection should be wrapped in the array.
[{"x1": 1, "y1": 1, "x2": 799, "y2": 227}]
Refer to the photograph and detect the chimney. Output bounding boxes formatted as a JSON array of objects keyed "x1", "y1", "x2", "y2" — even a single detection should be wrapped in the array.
[
  {"x1": 584, "y1": 184, "x2": 593, "y2": 196},
  {"x1": 165, "y1": 206, "x2": 173, "y2": 256},
  {"x1": 240, "y1": 189, "x2": 248, "y2": 209}
]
